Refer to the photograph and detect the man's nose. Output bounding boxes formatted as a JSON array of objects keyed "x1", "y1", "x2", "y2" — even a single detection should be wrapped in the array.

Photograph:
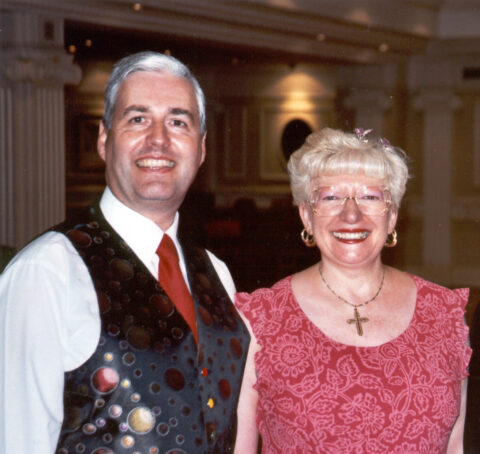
[{"x1": 147, "y1": 121, "x2": 169, "y2": 147}]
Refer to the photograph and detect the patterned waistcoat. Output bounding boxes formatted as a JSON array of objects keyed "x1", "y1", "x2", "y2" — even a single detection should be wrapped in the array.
[{"x1": 53, "y1": 205, "x2": 250, "y2": 454}]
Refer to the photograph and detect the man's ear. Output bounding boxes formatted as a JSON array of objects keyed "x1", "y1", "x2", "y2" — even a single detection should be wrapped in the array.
[
  {"x1": 97, "y1": 120, "x2": 107, "y2": 162},
  {"x1": 200, "y1": 132, "x2": 207, "y2": 166}
]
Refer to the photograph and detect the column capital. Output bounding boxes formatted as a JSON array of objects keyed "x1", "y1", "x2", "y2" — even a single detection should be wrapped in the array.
[
  {"x1": 413, "y1": 89, "x2": 461, "y2": 112},
  {"x1": 338, "y1": 63, "x2": 398, "y2": 91},
  {"x1": 344, "y1": 89, "x2": 392, "y2": 113},
  {"x1": 1, "y1": 48, "x2": 81, "y2": 86}
]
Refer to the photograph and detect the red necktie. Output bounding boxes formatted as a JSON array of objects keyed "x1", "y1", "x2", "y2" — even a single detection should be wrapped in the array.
[{"x1": 156, "y1": 234, "x2": 198, "y2": 344}]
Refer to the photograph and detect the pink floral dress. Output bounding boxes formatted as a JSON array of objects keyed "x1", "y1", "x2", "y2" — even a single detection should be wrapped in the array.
[{"x1": 235, "y1": 275, "x2": 471, "y2": 454}]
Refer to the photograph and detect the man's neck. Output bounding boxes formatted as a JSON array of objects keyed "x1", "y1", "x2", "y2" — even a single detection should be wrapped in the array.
[{"x1": 105, "y1": 188, "x2": 179, "y2": 231}]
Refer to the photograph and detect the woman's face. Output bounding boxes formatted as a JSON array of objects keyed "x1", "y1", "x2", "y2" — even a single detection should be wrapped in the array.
[{"x1": 299, "y1": 173, "x2": 397, "y2": 269}]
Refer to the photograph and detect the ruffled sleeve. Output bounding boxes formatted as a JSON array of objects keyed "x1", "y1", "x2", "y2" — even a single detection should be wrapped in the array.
[
  {"x1": 235, "y1": 288, "x2": 269, "y2": 345},
  {"x1": 452, "y1": 287, "x2": 472, "y2": 379},
  {"x1": 235, "y1": 277, "x2": 292, "y2": 347}
]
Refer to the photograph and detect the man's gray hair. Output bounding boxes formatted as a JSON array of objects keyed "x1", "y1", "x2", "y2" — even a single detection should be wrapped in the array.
[{"x1": 103, "y1": 51, "x2": 206, "y2": 134}]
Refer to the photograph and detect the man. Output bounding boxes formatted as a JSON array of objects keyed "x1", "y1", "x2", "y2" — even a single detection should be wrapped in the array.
[{"x1": 0, "y1": 51, "x2": 250, "y2": 453}]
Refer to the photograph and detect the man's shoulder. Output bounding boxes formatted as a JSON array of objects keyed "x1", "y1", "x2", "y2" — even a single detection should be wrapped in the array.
[
  {"x1": 15, "y1": 205, "x2": 97, "y2": 264},
  {"x1": 203, "y1": 249, "x2": 236, "y2": 300},
  {"x1": 5, "y1": 231, "x2": 77, "y2": 272}
]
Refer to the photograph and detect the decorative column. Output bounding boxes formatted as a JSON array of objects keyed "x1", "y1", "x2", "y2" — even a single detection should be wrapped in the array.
[
  {"x1": 345, "y1": 89, "x2": 392, "y2": 133},
  {"x1": 413, "y1": 89, "x2": 460, "y2": 282},
  {"x1": 341, "y1": 64, "x2": 396, "y2": 134},
  {"x1": 0, "y1": 9, "x2": 81, "y2": 249}
]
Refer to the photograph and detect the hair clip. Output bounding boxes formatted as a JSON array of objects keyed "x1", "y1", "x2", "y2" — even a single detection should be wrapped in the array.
[
  {"x1": 353, "y1": 128, "x2": 373, "y2": 142},
  {"x1": 380, "y1": 137, "x2": 392, "y2": 148}
]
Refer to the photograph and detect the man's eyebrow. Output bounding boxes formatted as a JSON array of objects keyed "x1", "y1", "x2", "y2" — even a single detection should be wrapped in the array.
[
  {"x1": 169, "y1": 108, "x2": 195, "y2": 122},
  {"x1": 120, "y1": 105, "x2": 149, "y2": 117}
]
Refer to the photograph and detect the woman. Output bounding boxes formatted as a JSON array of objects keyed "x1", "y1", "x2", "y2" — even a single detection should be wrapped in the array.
[{"x1": 234, "y1": 128, "x2": 471, "y2": 454}]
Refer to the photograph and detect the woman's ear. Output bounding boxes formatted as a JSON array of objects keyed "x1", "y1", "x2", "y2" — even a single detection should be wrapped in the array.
[
  {"x1": 299, "y1": 202, "x2": 313, "y2": 234},
  {"x1": 387, "y1": 207, "x2": 398, "y2": 234}
]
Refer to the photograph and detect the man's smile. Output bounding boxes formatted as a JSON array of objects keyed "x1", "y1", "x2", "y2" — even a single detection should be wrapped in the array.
[{"x1": 135, "y1": 158, "x2": 175, "y2": 169}]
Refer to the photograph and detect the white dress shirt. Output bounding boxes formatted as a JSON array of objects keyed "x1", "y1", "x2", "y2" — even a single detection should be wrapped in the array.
[{"x1": 0, "y1": 188, "x2": 236, "y2": 454}]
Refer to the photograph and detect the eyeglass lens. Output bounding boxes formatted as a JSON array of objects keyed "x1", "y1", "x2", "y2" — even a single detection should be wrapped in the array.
[{"x1": 311, "y1": 186, "x2": 390, "y2": 215}]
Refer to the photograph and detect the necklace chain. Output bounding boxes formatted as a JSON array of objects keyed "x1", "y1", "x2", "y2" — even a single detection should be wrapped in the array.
[
  {"x1": 318, "y1": 265, "x2": 386, "y2": 336},
  {"x1": 318, "y1": 265, "x2": 385, "y2": 309}
]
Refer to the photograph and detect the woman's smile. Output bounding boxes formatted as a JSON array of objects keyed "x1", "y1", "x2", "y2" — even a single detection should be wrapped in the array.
[{"x1": 332, "y1": 229, "x2": 370, "y2": 242}]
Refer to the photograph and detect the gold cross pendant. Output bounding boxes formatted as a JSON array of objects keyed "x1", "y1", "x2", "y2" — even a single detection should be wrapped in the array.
[{"x1": 347, "y1": 307, "x2": 369, "y2": 336}]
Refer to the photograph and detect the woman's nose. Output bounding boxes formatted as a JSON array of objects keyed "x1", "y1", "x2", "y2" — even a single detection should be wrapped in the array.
[{"x1": 339, "y1": 196, "x2": 362, "y2": 221}]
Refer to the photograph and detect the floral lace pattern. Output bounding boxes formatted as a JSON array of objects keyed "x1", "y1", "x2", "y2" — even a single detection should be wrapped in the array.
[{"x1": 235, "y1": 275, "x2": 471, "y2": 454}]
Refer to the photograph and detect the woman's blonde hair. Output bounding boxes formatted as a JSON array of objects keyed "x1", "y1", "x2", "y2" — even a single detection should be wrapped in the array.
[{"x1": 287, "y1": 127, "x2": 410, "y2": 210}]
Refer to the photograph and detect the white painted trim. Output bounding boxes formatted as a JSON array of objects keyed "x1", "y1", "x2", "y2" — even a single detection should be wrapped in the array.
[
  {"x1": 224, "y1": 106, "x2": 248, "y2": 180},
  {"x1": 474, "y1": 101, "x2": 480, "y2": 187}
]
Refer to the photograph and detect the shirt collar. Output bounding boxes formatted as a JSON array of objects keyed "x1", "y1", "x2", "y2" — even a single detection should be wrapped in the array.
[{"x1": 99, "y1": 187, "x2": 181, "y2": 271}]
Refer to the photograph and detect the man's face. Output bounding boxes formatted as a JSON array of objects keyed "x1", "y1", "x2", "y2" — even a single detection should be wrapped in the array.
[{"x1": 97, "y1": 71, "x2": 206, "y2": 227}]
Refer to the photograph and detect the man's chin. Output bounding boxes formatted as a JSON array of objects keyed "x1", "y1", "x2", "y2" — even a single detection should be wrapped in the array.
[{"x1": 136, "y1": 191, "x2": 184, "y2": 210}]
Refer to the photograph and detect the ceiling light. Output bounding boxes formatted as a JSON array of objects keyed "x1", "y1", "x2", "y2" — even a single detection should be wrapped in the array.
[
  {"x1": 378, "y1": 43, "x2": 389, "y2": 52},
  {"x1": 68, "y1": 44, "x2": 76, "y2": 54},
  {"x1": 316, "y1": 33, "x2": 326, "y2": 42},
  {"x1": 133, "y1": 3, "x2": 142, "y2": 11},
  {"x1": 85, "y1": 39, "x2": 92, "y2": 47}
]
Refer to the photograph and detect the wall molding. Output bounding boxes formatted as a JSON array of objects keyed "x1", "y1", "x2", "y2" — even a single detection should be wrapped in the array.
[{"x1": 474, "y1": 101, "x2": 480, "y2": 187}]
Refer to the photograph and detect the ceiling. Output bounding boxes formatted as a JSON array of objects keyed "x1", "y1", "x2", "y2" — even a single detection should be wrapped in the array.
[{"x1": 5, "y1": 0, "x2": 480, "y2": 66}]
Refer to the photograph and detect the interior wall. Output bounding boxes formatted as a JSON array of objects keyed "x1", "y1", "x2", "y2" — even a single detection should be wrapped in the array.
[
  {"x1": 64, "y1": 51, "x2": 480, "y2": 295},
  {"x1": 65, "y1": 60, "x2": 111, "y2": 214},
  {"x1": 65, "y1": 60, "x2": 339, "y2": 211},
  {"x1": 201, "y1": 63, "x2": 338, "y2": 207}
]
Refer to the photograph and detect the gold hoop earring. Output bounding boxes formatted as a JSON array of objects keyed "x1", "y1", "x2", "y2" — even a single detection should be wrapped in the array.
[
  {"x1": 301, "y1": 229, "x2": 316, "y2": 247},
  {"x1": 385, "y1": 229, "x2": 397, "y2": 248}
]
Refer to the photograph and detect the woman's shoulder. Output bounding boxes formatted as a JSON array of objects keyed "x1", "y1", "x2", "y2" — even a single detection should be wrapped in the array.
[
  {"x1": 408, "y1": 273, "x2": 469, "y2": 310},
  {"x1": 235, "y1": 275, "x2": 295, "y2": 341},
  {"x1": 236, "y1": 275, "x2": 293, "y2": 301},
  {"x1": 411, "y1": 273, "x2": 468, "y2": 297},
  {"x1": 234, "y1": 275, "x2": 294, "y2": 322}
]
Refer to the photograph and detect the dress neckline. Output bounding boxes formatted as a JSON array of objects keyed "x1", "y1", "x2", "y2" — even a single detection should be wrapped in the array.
[{"x1": 286, "y1": 273, "x2": 421, "y2": 349}]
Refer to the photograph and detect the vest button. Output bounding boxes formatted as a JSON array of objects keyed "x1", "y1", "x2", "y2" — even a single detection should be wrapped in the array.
[
  {"x1": 206, "y1": 421, "x2": 217, "y2": 443},
  {"x1": 207, "y1": 397, "x2": 215, "y2": 408}
]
